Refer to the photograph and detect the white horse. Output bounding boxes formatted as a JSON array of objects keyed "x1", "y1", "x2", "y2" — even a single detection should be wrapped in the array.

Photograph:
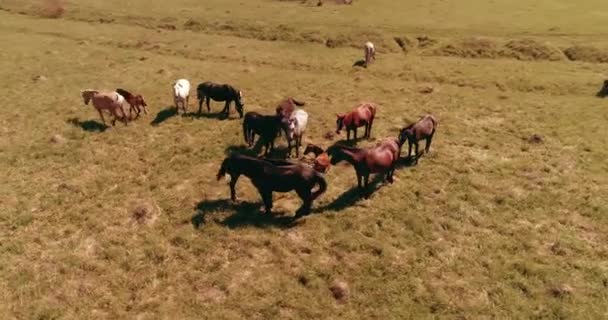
[
  {"x1": 173, "y1": 79, "x2": 190, "y2": 113},
  {"x1": 364, "y1": 41, "x2": 376, "y2": 67},
  {"x1": 285, "y1": 108, "x2": 309, "y2": 157}
]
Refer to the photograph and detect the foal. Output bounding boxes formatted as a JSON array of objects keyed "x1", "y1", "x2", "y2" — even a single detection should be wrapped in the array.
[
  {"x1": 217, "y1": 153, "x2": 327, "y2": 218},
  {"x1": 116, "y1": 88, "x2": 148, "y2": 119},
  {"x1": 242, "y1": 111, "x2": 284, "y2": 155},
  {"x1": 81, "y1": 89, "x2": 128, "y2": 126},
  {"x1": 328, "y1": 138, "x2": 402, "y2": 197},
  {"x1": 335, "y1": 102, "x2": 377, "y2": 141},
  {"x1": 399, "y1": 114, "x2": 437, "y2": 164},
  {"x1": 303, "y1": 144, "x2": 331, "y2": 174}
]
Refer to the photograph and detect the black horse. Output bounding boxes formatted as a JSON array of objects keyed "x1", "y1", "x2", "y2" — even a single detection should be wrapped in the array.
[
  {"x1": 196, "y1": 82, "x2": 244, "y2": 118},
  {"x1": 242, "y1": 111, "x2": 285, "y2": 155},
  {"x1": 597, "y1": 80, "x2": 608, "y2": 98},
  {"x1": 216, "y1": 153, "x2": 327, "y2": 218}
]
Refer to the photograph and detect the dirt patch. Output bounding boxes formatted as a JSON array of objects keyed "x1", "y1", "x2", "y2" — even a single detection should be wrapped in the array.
[
  {"x1": 394, "y1": 36, "x2": 417, "y2": 53},
  {"x1": 39, "y1": 0, "x2": 65, "y2": 18},
  {"x1": 503, "y1": 39, "x2": 564, "y2": 61},
  {"x1": 329, "y1": 280, "x2": 349, "y2": 303},
  {"x1": 416, "y1": 36, "x2": 437, "y2": 49},
  {"x1": 130, "y1": 201, "x2": 158, "y2": 226},
  {"x1": 184, "y1": 19, "x2": 203, "y2": 31},
  {"x1": 158, "y1": 23, "x2": 177, "y2": 31},
  {"x1": 527, "y1": 134, "x2": 544, "y2": 144},
  {"x1": 563, "y1": 46, "x2": 608, "y2": 63}
]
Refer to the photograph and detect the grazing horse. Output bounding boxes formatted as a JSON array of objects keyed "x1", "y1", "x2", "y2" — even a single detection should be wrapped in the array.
[
  {"x1": 116, "y1": 88, "x2": 148, "y2": 119},
  {"x1": 196, "y1": 82, "x2": 244, "y2": 118},
  {"x1": 364, "y1": 41, "x2": 376, "y2": 67},
  {"x1": 303, "y1": 144, "x2": 331, "y2": 174},
  {"x1": 284, "y1": 109, "x2": 309, "y2": 157},
  {"x1": 173, "y1": 79, "x2": 190, "y2": 113},
  {"x1": 597, "y1": 80, "x2": 608, "y2": 97},
  {"x1": 81, "y1": 89, "x2": 128, "y2": 126},
  {"x1": 216, "y1": 153, "x2": 327, "y2": 218},
  {"x1": 242, "y1": 111, "x2": 284, "y2": 155},
  {"x1": 399, "y1": 114, "x2": 437, "y2": 164},
  {"x1": 276, "y1": 97, "x2": 305, "y2": 118},
  {"x1": 335, "y1": 102, "x2": 377, "y2": 141},
  {"x1": 328, "y1": 138, "x2": 402, "y2": 197}
]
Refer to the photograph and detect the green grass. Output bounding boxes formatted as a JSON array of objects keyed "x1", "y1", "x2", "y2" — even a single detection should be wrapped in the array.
[{"x1": 1, "y1": 0, "x2": 608, "y2": 318}]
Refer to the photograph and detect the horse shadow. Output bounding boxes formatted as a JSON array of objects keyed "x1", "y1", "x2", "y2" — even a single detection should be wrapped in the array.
[
  {"x1": 67, "y1": 117, "x2": 108, "y2": 132},
  {"x1": 224, "y1": 142, "x2": 291, "y2": 159},
  {"x1": 150, "y1": 106, "x2": 177, "y2": 125},
  {"x1": 352, "y1": 59, "x2": 367, "y2": 68},
  {"x1": 395, "y1": 155, "x2": 417, "y2": 169},
  {"x1": 192, "y1": 199, "x2": 297, "y2": 229},
  {"x1": 182, "y1": 111, "x2": 228, "y2": 120},
  {"x1": 316, "y1": 173, "x2": 387, "y2": 212}
]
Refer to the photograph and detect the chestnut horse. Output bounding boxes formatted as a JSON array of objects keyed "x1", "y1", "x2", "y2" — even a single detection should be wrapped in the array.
[
  {"x1": 242, "y1": 111, "x2": 285, "y2": 155},
  {"x1": 116, "y1": 88, "x2": 148, "y2": 119},
  {"x1": 303, "y1": 144, "x2": 330, "y2": 174},
  {"x1": 216, "y1": 153, "x2": 327, "y2": 218},
  {"x1": 328, "y1": 138, "x2": 402, "y2": 197},
  {"x1": 399, "y1": 114, "x2": 437, "y2": 164},
  {"x1": 81, "y1": 89, "x2": 128, "y2": 126},
  {"x1": 335, "y1": 102, "x2": 377, "y2": 141}
]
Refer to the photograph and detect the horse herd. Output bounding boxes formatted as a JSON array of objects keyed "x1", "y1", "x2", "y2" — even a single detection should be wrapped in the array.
[{"x1": 79, "y1": 43, "x2": 438, "y2": 220}]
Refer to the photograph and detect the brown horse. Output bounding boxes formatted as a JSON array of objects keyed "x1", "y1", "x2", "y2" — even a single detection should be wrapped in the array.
[
  {"x1": 116, "y1": 88, "x2": 148, "y2": 119},
  {"x1": 335, "y1": 102, "x2": 377, "y2": 141},
  {"x1": 81, "y1": 89, "x2": 128, "y2": 126},
  {"x1": 276, "y1": 97, "x2": 305, "y2": 118},
  {"x1": 399, "y1": 114, "x2": 437, "y2": 164},
  {"x1": 217, "y1": 153, "x2": 327, "y2": 218},
  {"x1": 328, "y1": 138, "x2": 402, "y2": 197}
]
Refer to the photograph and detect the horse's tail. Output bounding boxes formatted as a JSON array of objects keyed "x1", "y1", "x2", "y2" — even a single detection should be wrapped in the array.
[
  {"x1": 311, "y1": 173, "x2": 327, "y2": 200},
  {"x1": 217, "y1": 158, "x2": 228, "y2": 181}
]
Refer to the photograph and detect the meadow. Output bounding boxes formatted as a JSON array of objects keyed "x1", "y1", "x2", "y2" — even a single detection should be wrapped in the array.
[{"x1": 1, "y1": 0, "x2": 608, "y2": 318}]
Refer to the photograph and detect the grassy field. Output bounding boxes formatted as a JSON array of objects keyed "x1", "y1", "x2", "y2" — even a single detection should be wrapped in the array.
[{"x1": 1, "y1": 0, "x2": 608, "y2": 319}]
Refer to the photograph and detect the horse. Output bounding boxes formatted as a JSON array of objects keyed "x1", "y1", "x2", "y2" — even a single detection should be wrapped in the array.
[
  {"x1": 335, "y1": 102, "x2": 377, "y2": 141},
  {"x1": 399, "y1": 114, "x2": 437, "y2": 165},
  {"x1": 303, "y1": 144, "x2": 331, "y2": 174},
  {"x1": 173, "y1": 79, "x2": 190, "y2": 114},
  {"x1": 81, "y1": 89, "x2": 128, "y2": 126},
  {"x1": 216, "y1": 153, "x2": 327, "y2": 218},
  {"x1": 116, "y1": 88, "x2": 148, "y2": 119},
  {"x1": 364, "y1": 41, "x2": 376, "y2": 67},
  {"x1": 196, "y1": 82, "x2": 244, "y2": 118},
  {"x1": 597, "y1": 80, "x2": 608, "y2": 97},
  {"x1": 242, "y1": 111, "x2": 284, "y2": 155},
  {"x1": 328, "y1": 138, "x2": 402, "y2": 197},
  {"x1": 276, "y1": 97, "x2": 305, "y2": 118},
  {"x1": 284, "y1": 109, "x2": 309, "y2": 157}
]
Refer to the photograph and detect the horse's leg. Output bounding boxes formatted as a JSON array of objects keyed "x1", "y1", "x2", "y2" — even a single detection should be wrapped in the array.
[
  {"x1": 296, "y1": 135, "x2": 301, "y2": 157},
  {"x1": 346, "y1": 129, "x2": 350, "y2": 141},
  {"x1": 295, "y1": 188, "x2": 312, "y2": 217},
  {"x1": 223, "y1": 101, "x2": 230, "y2": 116},
  {"x1": 198, "y1": 96, "x2": 203, "y2": 114},
  {"x1": 354, "y1": 128, "x2": 358, "y2": 141},
  {"x1": 426, "y1": 134, "x2": 434, "y2": 154},
  {"x1": 261, "y1": 189, "x2": 273, "y2": 214},
  {"x1": 121, "y1": 106, "x2": 129, "y2": 126},
  {"x1": 229, "y1": 174, "x2": 240, "y2": 201},
  {"x1": 206, "y1": 97, "x2": 211, "y2": 113},
  {"x1": 96, "y1": 109, "x2": 106, "y2": 125},
  {"x1": 185, "y1": 96, "x2": 189, "y2": 113},
  {"x1": 363, "y1": 173, "x2": 371, "y2": 198},
  {"x1": 407, "y1": 141, "x2": 412, "y2": 159},
  {"x1": 414, "y1": 142, "x2": 419, "y2": 164}
]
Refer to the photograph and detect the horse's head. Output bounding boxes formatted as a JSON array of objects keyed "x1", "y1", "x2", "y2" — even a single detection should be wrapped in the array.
[
  {"x1": 335, "y1": 114, "x2": 345, "y2": 134},
  {"x1": 81, "y1": 90, "x2": 96, "y2": 105},
  {"x1": 398, "y1": 127, "x2": 413, "y2": 144}
]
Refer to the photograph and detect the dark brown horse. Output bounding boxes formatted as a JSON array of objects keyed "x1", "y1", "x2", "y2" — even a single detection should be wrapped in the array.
[
  {"x1": 399, "y1": 114, "x2": 437, "y2": 164},
  {"x1": 242, "y1": 111, "x2": 285, "y2": 155},
  {"x1": 196, "y1": 82, "x2": 244, "y2": 118},
  {"x1": 328, "y1": 138, "x2": 402, "y2": 197},
  {"x1": 216, "y1": 153, "x2": 327, "y2": 218},
  {"x1": 335, "y1": 102, "x2": 377, "y2": 141},
  {"x1": 116, "y1": 88, "x2": 148, "y2": 119}
]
